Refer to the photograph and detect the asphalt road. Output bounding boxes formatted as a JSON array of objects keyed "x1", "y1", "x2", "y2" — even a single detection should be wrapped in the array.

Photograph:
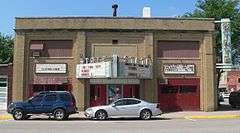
[{"x1": 0, "y1": 117, "x2": 239, "y2": 133}]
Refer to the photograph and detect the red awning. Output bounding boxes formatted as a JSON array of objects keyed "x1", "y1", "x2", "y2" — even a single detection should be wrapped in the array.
[
  {"x1": 30, "y1": 44, "x2": 44, "y2": 50},
  {"x1": 33, "y1": 76, "x2": 68, "y2": 84}
]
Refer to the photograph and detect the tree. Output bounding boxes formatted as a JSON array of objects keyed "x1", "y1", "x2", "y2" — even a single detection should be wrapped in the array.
[
  {"x1": 184, "y1": 0, "x2": 240, "y2": 64},
  {"x1": 0, "y1": 33, "x2": 14, "y2": 64}
]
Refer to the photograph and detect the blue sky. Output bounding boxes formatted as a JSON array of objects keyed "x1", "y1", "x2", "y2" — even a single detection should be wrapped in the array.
[{"x1": 0, "y1": 0, "x2": 197, "y2": 35}]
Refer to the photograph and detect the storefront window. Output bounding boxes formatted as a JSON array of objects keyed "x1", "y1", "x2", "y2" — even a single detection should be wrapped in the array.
[
  {"x1": 161, "y1": 86, "x2": 178, "y2": 93},
  {"x1": 179, "y1": 85, "x2": 197, "y2": 93}
]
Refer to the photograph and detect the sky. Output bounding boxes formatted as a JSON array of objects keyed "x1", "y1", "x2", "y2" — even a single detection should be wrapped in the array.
[{"x1": 0, "y1": 0, "x2": 197, "y2": 35}]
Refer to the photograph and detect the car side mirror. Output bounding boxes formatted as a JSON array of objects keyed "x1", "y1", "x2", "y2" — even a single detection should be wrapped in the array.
[{"x1": 112, "y1": 104, "x2": 116, "y2": 107}]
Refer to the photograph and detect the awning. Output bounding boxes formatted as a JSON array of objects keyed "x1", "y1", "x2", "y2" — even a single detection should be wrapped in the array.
[
  {"x1": 33, "y1": 76, "x2": 68, "y2": 85},
  {"x1": 30, "y1": 44, "x2": 44, "y2": 50}
]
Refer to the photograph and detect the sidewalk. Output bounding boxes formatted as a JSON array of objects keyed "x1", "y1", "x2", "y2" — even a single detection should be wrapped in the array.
[{"x1": 1, "y1": 110, "x2": 240, "y2": 120}]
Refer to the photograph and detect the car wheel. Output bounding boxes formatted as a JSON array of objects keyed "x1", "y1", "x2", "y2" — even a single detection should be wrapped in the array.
[
  {"x1": 53, "y1": 109, "x2": 66, "y2": 120},
  {"x1": 13, "y1": 109, "x2": 24, "y2": 120},
  {"x1": 140, "y1": 109, "x2": 152, "y2": 120},
  {"x1": 95, "y1": 110, "x2": 107, "y2": 120}
]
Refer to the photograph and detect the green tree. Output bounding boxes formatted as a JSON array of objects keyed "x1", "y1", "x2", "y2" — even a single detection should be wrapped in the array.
[
  {"x1": 184, "y1": 0, "x2": 240, "y2": 64},
  {"x1": 0, "y1": 33, "x2": 14, "y2": 64}
]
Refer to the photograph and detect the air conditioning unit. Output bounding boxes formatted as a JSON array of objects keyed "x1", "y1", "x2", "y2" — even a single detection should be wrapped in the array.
[{"x1": 33, "y1": 51, "x2": 40, "y2": 57}]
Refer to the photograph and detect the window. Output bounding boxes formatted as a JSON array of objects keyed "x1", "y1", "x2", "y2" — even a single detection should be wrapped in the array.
[
  {"x1": 238, "y1": 78, "x2": 240, "y2": 83},
  {"x1": 45, "y1": 94, "x2": 57, "y2": 102},
  {"x1": 114, "y1": 99, "x2": 127, "y2": 106},
  {"x1": 31, "y1": 94, "x2": 44, "y2": 103},
  {"x1": 157, "y1": 41, "x2": 199, "y2": 58},
  {"x1": 161, "y1": 86, "x2": 178, "y2": 93},
  {"x1": 59, "y1": 94, "x2": 71, "y2": 101},
  {"x1": 0, "y1": 83, "x2": 7, "y2": 87},
  {"x1": 127, "y1": 99, "x2": 141, "y2": 105},
  {"x1": 112, "y1": 40, "x2": 118, "y2": 44},
  {"x1": 179, "y1": 86, "x2": 197, "y2": 93}
]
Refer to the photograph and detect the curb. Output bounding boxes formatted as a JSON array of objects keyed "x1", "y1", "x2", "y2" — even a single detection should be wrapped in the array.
[
  {"x1": 0, "y1": 114, "x2": 13, "y2": 120},
  {"x1": 184, "y1": 114, "x2": 240, "y2": 119}
]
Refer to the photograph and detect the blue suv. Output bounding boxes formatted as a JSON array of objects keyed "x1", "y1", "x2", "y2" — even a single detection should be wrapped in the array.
[{"x1": 8, "y1": 91, "x2": 77, "y2": 120}]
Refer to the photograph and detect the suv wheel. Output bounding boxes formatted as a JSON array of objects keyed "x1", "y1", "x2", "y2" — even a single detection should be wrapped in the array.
[
  {"x1": 140, "y1": 109, "x2": 152, "y2": 120},
  {"x1": 53, "y1": 109, "x2": 66, "y2": 120},
  {"x1": 13, "y1": 109, "x2": 24, "y2": 120},
  {"x1": 95, "y1": 110, "x2": 107, "y2": 120}
]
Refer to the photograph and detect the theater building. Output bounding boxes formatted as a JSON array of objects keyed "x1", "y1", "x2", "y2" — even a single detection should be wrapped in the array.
[{"x1": 13, "y1": 17, "x2": 217, "y2": 111}]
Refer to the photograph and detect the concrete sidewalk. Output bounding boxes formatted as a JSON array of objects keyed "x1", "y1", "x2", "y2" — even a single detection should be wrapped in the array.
[{"x1": 1, "y1": 110, "x2": 240, "y2": 120}]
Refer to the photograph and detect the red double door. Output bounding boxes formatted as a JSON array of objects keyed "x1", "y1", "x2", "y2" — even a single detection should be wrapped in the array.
[
  {"x1": 158, "y1": 78, "x2": 200, "y2": 112},
  {"x1": 90, "y1": 84, "x2": 139, "y2": 107}
]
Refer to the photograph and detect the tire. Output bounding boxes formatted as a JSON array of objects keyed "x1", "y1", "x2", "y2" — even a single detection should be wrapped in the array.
[
  {"x1": 53, "y1": 109, "x2": 66, "y2": 120},
  {"x1": 13, "y1": 109, "x2": 24, "y2": 120},
  {"x1": 95, "y1": 110, "x2": 107, "y2": 120},
  {"x1": 140, "y1": 109, "x2": 152, "y2": 120}
]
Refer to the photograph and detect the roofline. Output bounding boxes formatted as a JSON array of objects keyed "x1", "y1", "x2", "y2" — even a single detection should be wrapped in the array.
[{"x1": 15, "y1": 16, "x2": 215, "y2": 21}]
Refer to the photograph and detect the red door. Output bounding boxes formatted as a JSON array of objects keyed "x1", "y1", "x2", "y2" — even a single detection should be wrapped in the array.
[
  {"x1": 90, "y1": 85, "x2": 107, "y2": 107},
  {"x1": 158, "y1": 78, "x2": 200, "y2": 112},
  {"x1": 123, "y1": 85, "x2": 140, "y2": 98}
]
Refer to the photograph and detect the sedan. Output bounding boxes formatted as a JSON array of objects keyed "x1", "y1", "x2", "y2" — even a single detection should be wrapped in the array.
[{"x1": 84, "y1": 98, "x2": 163, "y2": 120}]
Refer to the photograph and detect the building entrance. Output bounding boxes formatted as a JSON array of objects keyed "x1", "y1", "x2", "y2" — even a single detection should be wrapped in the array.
[{"x1": 90, "y1": 84, "x2": 140, "y2": 107}]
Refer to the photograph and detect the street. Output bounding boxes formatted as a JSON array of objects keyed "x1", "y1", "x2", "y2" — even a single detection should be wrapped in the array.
[{"x1": 0, "y1": 117, "x2": 239, "y2": 133}]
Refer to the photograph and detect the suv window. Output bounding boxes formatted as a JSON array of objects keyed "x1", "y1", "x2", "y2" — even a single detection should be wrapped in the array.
[
  {"x1": 45, "y1": 94, "x2": 57, "y2": 102},
  {"x1": 31, "y1": 94, "x2": 44, "y2": 103},
  {"x1": 59, "y1": 93, "x2": 71, "y2": 101},
  {"x1": 114, "y1": 99, "x2": 127, "y2": 106},
  {"x1": 127, "y1": 99, "x2": 141, "y2": 105}
]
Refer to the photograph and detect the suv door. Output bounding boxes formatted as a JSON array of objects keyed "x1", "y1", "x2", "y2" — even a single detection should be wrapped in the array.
[
  {"x1": 30, "y1": 94, "x2": 45, "y2": 113},
  {"x1": 42, "y1": 94, "x2": 58, "y2": 113}
]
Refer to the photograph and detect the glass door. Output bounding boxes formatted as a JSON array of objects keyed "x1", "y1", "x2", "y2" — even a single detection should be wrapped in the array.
[{"x1": 107, "y1": 85, "x2": 122, "y2": 104}]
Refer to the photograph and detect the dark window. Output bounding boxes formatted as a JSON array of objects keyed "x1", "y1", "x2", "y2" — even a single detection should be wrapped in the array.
[
  {"x1": 161, "y1": 86, "x2": 179, "y2": 93},
  {"x1": 59, "y1": 94, "x2": 71, "y2": 101},
  {"x1": 114, "y1": 99, "x2": 127, "y2": 106},
  {"x1": 0, "y1": 78, "x2": 7, "y2": 82},
  {"x1": 179, "y1": 86, "x2": 197, "y2": 93},
  {"x1": 45, "y1": 94, "x2": 57, "y2": 101},
  {"x1": 0, "y1": 83, "x2": 7, "y2": 87},
  {"x1": 31, "y1": 94, "x2": 44, "y2": 102},
  {"x1": 157, "y1": 41, "x2": 199, "y2": 58},
  {"x1": 238, "y1": 78, "x2": 240, "y2": 83},
  {"x1": 127, "y1": 99, "x2": 141, "y2": 105},
  {"x1": 112, "y1": 40, "x2": 118, "y2": 44}
]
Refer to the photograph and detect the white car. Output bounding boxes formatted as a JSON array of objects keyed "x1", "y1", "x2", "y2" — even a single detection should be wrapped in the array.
[{"x1": 84, "y1": 98, "x2": 163, "y2": 120}]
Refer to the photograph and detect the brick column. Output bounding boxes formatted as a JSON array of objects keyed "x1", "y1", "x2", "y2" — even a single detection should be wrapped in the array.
[
  {"x1": 72, "y1": 32, "x2": 87, "y2": 111},
  {"x1": 202, "y1": 32, "x2": 217, "y2": 111},
  {"x1": 142, "y1": 33, "x2": 158, "y2": 103},
  {"x1": 12, "y1": 32, "x2": 26, "y2": 101}
]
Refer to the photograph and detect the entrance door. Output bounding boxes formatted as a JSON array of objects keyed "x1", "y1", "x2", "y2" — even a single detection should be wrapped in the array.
[
  {"x1": 108, "y1": 85, "x2": 122, "y2": 104},
  {"x1": 0, "y1": 76, "x2": 8, "y2": 110},
  {"x1": 158, "y1": 78, "x2": 200, "y2": 111},
  {"x1": 90, "y1": 85, "x2": 107, "y2": 107}
]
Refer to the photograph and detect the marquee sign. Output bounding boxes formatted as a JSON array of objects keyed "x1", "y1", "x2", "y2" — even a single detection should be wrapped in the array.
[
  {"x1": 76, "y1": 61, "x2": 112, "y2": 78},
  {"x1": 163, "y1": 64, "x2": 195, "y2": 74},
  {"x1": 35, "y1": 64, "x2": 67, "y2": 74}
]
